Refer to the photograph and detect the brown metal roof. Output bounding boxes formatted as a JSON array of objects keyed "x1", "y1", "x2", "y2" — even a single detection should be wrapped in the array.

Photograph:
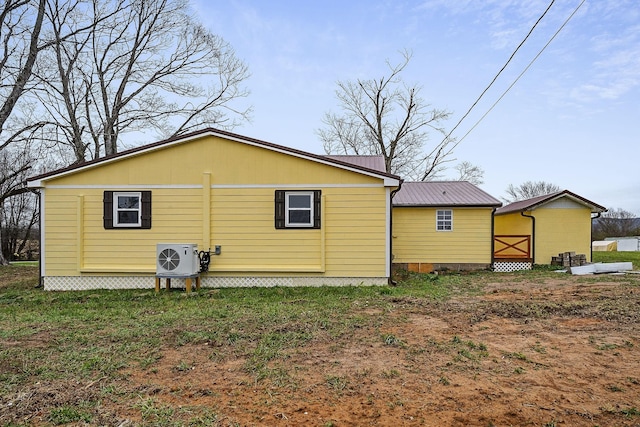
[
  {"x1": 322, "y1": 155, "x2": 387, "y2": 173},
  {"x1": 27, "y1": 128, "x2": 401, "y2": 184},
  {"x1": 392, "y1": 181, "x2": 502, "y2": 207},
  {"x1": 495, "y1": 190, "x2": 608, "y2": 215}
]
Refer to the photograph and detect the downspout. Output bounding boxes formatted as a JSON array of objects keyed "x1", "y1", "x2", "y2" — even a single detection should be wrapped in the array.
[
  {"x1": 521, "y1": 211, "x2": 535, "y2": 265},
  {"x1": 36, "y1": 189, "x2": 43, "y2": 288},
  {"x1": 388, "y1": 180, "x2": 403, "y2": 286},
  {"x1": 490, "y1": 208, "x2": 496, "y2": 270},
  {"x1": 590, "y1": 212, "x2": 602, "y2": 262}
]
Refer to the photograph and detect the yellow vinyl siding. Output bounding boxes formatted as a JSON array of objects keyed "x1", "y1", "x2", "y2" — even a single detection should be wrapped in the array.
[
  {"x1": 40, "y1": 134, "x2": 393, "y2": 279},
  {"x1": 210, "y1": 188, "x2": 321, "y2": 271},
  {"x1": 533, "y1": 207, "x2": 593, "y2": 263},
  {"x1": 392, "y1": 207, "x2": 493, "y2": 264},
  {"x1": 494, "y1": 213, "x2": 531, "y2": 235},
  {"x1": 44, "y1": 191, "x2": 80, "y2": 274},
  {"x1": 494, "y1": 202, "x2": 594, "y2": 264},
  {"x1": 210, "y1": 187, "x2": 387, "y2": 277},
  {"x1": 44, "y1": 188, "x2": 205, "y2": 274},
  {"x1": 48, "y1": 135, "x2": 382, "y2": 187},
  {"x1": 324, "y1": 189, "x2": 386, "y2": 276}
]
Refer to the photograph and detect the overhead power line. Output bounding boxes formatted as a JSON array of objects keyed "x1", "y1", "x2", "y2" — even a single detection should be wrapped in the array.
[
  {"x1": 455, "y1": 0, "x2": 586, "y2": 146},
  {"x1": 444, "y1": 0, "x2": 556, "y2": 144}
]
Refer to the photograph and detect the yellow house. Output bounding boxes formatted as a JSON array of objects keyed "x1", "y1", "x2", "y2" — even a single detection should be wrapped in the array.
[
  {"x1": 391, "y1": 182, "x2": 502, "y2": 273},
  {"x1": 494, "y1": 190, "x2": 607, "y2": 268},
  {"x1": 27, "y1": 129, "x2": 401, "y2": 290}
]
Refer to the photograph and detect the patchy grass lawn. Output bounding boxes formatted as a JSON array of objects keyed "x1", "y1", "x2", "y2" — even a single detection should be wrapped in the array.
[
  {"x1": 1, "y1": 263, "x2": 639, "y2": 426},
  {"x1": 0, "y1": 264, "x2": 40, "y2": 289},
  {"x1": 593, "y1": 250, "x2": 640, "y2": 270}
]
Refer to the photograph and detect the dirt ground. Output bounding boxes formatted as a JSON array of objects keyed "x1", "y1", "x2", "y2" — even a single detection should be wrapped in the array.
[
  {"x1": 119, "y1": 275, "x2": 639, "y2": 427},
  {"x1": 4, "y1": 273, "x2": 640, "y2": 426}
]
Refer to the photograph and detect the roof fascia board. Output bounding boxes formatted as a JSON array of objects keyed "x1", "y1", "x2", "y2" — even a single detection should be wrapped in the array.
[
  {"x1": 559, "y1": 192, "x2": 607, "y2": 212},
  {"x1": 524, "y1": 192, "x2": 605, "y2": 212},
  {"x1": 393, "y1": 204, "x2": 501, "y2": 208},
  {"x1": 496, "y1": 191, "x2": 606, "y2": 215}
]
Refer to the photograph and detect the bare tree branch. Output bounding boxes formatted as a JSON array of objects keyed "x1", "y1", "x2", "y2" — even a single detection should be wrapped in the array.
[
  {"x1": 503, "y1": 181, "x2": 561, "y2": 203},
  {"x1": 0, "y1": 0, "x2": 46, "y2": 135},
  {"x1": 454, "y1": 161, "x2": 484, "y2": 185},
  {"x1": 317, "y1": 50, "x2": 452, "y2": 179},
  {"x1": 28, "y1": 0, "x2": 250, "y2": 163}
]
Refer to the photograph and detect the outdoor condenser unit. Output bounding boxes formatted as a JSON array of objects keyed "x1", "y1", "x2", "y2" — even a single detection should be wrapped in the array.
[{"x1": 156, "y1": 243, "x2": 199, "y2": 276}]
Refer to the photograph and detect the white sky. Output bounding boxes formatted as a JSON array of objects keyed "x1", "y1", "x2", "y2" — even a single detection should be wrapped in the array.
[{"x1": 191, "y1": 0, "x2": 640, "y2": 215}]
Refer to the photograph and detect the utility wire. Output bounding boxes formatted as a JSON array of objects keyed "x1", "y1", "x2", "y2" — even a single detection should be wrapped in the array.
[
  {"x1": 421, "y1": 0, "x2": 558, "y2": 180},
  {"x1": 455, "y1": 0, "x2": 586, "y2": 146},
  {"x1": 444, "y1": 0, "x2": 556, "y2": 142}
]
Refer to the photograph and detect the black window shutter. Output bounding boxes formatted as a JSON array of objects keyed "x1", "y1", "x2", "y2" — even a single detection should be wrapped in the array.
[
  {"x1": 274, "y1": 190, "x2": 285, "y2": 229},
  {"x1": 103, "y1": 191, "x2": 114, "y2": 229},
  {"x1": 313, "y1": 190, "x2": 321, "y2": 229},
  {"x1": 141, "y1": 191, "x2": 152, "y2": 229}
]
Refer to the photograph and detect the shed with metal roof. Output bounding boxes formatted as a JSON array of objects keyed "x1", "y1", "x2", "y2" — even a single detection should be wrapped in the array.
[
  {"x1": 494, "y1": 190, "x2": 607, "y2": 267},
  {"x1": 391, "y1": 181, "x2": 502, "y2": 274}
]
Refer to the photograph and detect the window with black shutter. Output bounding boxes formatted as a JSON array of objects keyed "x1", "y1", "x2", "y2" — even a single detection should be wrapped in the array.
[
  {"x1": 275, "y1": 190, "x2": 321, "y2": 229},
  {"x1": 104, "y1": 191, "x2": 151, "y2": 229}
]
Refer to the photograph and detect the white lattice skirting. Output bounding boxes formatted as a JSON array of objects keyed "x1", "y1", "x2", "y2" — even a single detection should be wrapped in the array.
[
  {"x1": 43, "y1": 276, "x2": 388, "y2": 291},
  {"x1": 493, "y1": 261, "x2": 533, "y2": 273}
]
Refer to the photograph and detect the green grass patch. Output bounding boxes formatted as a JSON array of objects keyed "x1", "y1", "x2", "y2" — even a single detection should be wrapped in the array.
[
  {"x1": 9, "y1": 261, "x2": 39, "y2": 267},
  {"x1": 48, "y1": 404, "x2": 93, "y2": 425},
  {"x1": 592, "y1": 251, "x2": 640, "y2": 270},
  {"x1": 451, "y1": 336, "x2": 489, "y2": 362},
  {"x1": 0, "y1": 264, "x2": 39, "y2": 290}
]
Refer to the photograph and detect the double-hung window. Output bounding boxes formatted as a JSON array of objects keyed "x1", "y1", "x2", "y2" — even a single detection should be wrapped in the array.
[
  {"x1": 274, "y1": 190, "x2": 321, "y2": 229},
  {"x1": 114, "y1": 192, "x2": 142, "y2": 227},
  {"x1": 436, "y1": 209, "x2": 453, "y2": 231},
  {"x1": 286, "y1": 191, "x2": 313, "y2": 227},
  {"x1": 103, "y1": 191, "x2": 152, "y2": 229}
]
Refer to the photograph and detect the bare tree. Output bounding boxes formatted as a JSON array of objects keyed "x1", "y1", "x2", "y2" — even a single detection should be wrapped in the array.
[
  {"x1": 1, "y1": 189, "x2": 39, "y2": 261},
  {"x1": 453, "y1": 161, "x2": 484, "y2": 185},
  {"x1": 0, "y1": 0, "x2": 251, "y2": 262},
  {"x1": 1, "y1": 0, "x2": 102, "y2": 264},
  {"x1": 0, "y1": 0, "x2": 123, "y2": 264},
  {"x1": 503, "y1": 181, "x2": 561, "y2": 203},
  {"x1": 592, "y1": 208, "x2": 639, "y2": 240},
  {"x1": 0, "y1": 0, "x2": 47, "y2": 265},
  {"x1": 317, "y1": 50, "x2": 453, "y2": 180},
  {"x1": 35, "y1": 0, "x2": 251, "y2": 162},
  {"x1": 0, "y1": 0, "x2": 46, "y2": 139},
  {"x1": 0, "y1": 146, "x2": 36, "y2": 263}
]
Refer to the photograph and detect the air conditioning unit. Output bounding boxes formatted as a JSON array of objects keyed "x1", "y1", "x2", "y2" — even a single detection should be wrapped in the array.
[{"x1": 156, "y1": 243, "x2": 199, "y2": 276}]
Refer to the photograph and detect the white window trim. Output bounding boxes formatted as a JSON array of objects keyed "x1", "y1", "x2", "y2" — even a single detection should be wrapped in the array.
[
  {"x1": 285, "y1": 191, "x2": 314, "y2": 228},
  {"x1": 113, "y1": 191, "x2": 142, "y2": 227},
  {"x1": 436, "y1": 209, "x2": 453, "y2": 231}
]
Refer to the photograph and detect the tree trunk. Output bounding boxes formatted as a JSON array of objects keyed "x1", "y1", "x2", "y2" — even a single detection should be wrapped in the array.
[
  {"x1": 0, "y1": 207, "x2": 8, "y2": 265},
  {"x1": 0, "y1": 0, "x2": 46, "y2": 134}
]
